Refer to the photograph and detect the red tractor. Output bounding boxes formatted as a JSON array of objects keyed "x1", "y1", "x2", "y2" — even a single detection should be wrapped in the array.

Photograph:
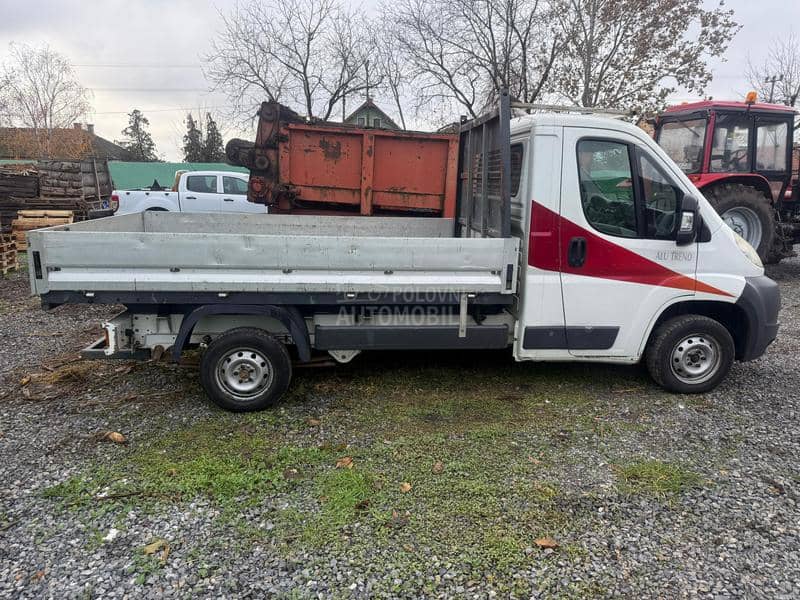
[{"x1": 653, "y1": 95, "x2": 799, "y2": 263}]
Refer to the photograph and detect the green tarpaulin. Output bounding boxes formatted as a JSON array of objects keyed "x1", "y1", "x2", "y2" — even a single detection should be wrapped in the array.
[{"x1": 107, "y1": 161, "x2": 248, "y2": 190}]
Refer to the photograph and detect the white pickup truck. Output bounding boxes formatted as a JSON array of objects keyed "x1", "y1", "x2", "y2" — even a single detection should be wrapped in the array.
[{"x1": 111, "y1": 171, "x2": 265, "y2": 215}]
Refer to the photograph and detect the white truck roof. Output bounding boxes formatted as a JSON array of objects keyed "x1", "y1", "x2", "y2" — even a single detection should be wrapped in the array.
[
  {"x1": 510, "y1": 113, "x2": 649, "y2": 140},
  {"x1": 178, "y1": 170, "x2": 248, "y2": 178}
]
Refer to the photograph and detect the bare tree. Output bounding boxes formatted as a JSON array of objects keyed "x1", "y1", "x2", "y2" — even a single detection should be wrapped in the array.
[
  {"x1": 206, "y1": 0, "x2": 372, "y2": 122},
  {"x1": 390, "y1": 0, "x2": 560, "y2": 120},
  {"x1": 0, "y1": 72, "x2": 12, "y2": 126},
  {"x1": 553, "y1": 0, "x2": 738, "y2": 112},
  {"x1": 0, "y1": 43, "x2": 92, "y2": 156},
  {"x1": 746, "y1": 34, "x2": 800, "y2": 106},
  {"x1": 374, "y1": 25, "x2": 410, "y2": 129},
  {"x1": 320, "y1": 10, "x2": 378, "y2": 123}
]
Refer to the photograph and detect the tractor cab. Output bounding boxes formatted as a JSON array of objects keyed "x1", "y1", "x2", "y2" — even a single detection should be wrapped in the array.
[{"x1": 653, "y1": 95, "x2": 799, "y2": 262}]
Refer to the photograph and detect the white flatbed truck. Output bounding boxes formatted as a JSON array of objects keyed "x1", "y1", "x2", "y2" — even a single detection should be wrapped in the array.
[{"x1": 26, "y1": 94, "x2": 780, "y2": 411}]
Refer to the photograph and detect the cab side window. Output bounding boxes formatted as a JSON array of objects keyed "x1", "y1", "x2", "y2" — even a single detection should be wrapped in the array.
[
  {"x1": 638, "y1": 153, "x2": 681, "y2": 239},
  {"x1": 577, "y1": 139, "x2": 682, "y2": 240},
  {"x1": 755, "y1": 121, "x2": 788, "y2": 171},
  {"x1": 510, "y1": 143, "x2": 524, "y2": 197},
  {"x1": 186, "y1": 175, "x2": 218, "y2": 194},
  {"x1": 223, "y1": 176, "x2": 248, "y2": 195},
  {"x1": 577, "y1": 140, "x2": 637, "y2": 238}
]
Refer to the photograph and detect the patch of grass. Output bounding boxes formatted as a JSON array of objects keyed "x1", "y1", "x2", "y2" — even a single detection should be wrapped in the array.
[
  {"x1": 44, "y1": 419, "x2": 330, "y2": 508},
  {"x1": 297, "y1": 467, "x2": 379, "y2": 544},
  {"x1": 128, "y1": 551, "x2": 164, "y2": 586},
  {"x1": 614, "y1": 459, "x2": 702, "y2": 497},
  {"x1": 316, "y1": 467, "x2": 375, "y2": 525},
  {"x1": 311, "y1": 362, "x2": 604, "y2": 441},
  {"x1": 42, "y1": 466, "x2": 117, "y2": 506},
  {"x1": 132, "y1": 427, "x2": 323, "y2": 501}
]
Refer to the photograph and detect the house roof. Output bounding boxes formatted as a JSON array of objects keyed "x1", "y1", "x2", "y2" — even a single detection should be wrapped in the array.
[
  {"x1": 344, "y1": 99, "x2": 399, "y2": 129},
  {"x1": 0, "y1": 127, "x2": 137, "y2": 161},
  {"x1": 91, "y1": 134, "x2": 138, "y2": 160}
]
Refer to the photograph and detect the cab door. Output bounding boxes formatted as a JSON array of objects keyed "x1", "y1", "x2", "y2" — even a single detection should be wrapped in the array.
[
  {"x1": 222, "y1": 175, "x2": 264, "y2": 213},
  {"x1": 753, "y1": 114, "x2": 794, "y2": 200},
  {"x1": 180, "y1": 174, "x2": 222, "y2": 212},
  {"x1": 558, "y1": 127, "x2": 697, "y2": 359}
]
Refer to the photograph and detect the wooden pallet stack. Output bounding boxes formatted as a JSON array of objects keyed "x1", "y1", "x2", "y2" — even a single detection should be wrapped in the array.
[
  {"x1": 0, "y1": 235, "x2": 18, "y2": 275},
  {"x1": 1, "y1": 160, "x2": 112, "y2": 235},
  {"x1": 11, "y1": 210, "x2": 74, "y2": 251}
]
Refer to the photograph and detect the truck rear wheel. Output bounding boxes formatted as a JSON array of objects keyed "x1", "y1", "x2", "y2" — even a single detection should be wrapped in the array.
[
  {"x1": 645, "y1": 315, "x2": 734, "y2": 394},
  {"x1": 200, "y1": 327, "x2": 292, "y2": 412},
  {"x1": 704, "y1": 184, "x2": 775, "y2": 263}
]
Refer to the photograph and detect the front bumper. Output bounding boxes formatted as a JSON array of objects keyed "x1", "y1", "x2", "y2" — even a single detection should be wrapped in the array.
[{"x1": 735, "y1": 275, "x2": 780, "y2": 361}]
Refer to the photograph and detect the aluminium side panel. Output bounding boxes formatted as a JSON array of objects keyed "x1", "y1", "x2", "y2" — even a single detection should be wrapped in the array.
[{"x1": 32, "y1": 229, "x2": 519, "y2": 295}]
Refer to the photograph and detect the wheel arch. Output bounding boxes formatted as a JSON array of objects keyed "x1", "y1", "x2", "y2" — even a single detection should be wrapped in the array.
[
  {"x1": 643, "y1": 300, "x2": 750, "y2": 361},
  {"x1": 699, "y1": 175, "x2": 773, "y2": 203},
  {"x1": 171, "y1": 304, "x2": 311, "y2": 363}
]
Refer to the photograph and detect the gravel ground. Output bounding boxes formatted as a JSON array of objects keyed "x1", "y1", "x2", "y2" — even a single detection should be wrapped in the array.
[{"x1": 1, "y1": 259, "x2": 799, "y2": 599}]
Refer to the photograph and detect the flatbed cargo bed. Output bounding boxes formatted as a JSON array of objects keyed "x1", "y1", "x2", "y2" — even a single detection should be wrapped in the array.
[{"x1": 27, "y1": 212, "x2": 519, "y2": 301}]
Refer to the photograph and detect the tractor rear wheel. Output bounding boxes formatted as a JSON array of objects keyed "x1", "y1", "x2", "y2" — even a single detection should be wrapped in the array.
[{"x1": 704, "y1": 184, "x2": 776, "y2": 263}]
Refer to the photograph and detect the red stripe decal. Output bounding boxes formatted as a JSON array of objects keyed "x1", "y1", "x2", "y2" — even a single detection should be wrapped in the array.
[{"x1": 528, "y1": 202, "x2": 732, "y2": 297}]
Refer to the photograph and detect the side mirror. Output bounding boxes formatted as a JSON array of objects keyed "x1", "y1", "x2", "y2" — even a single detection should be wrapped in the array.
[{"x1": 676, "y1": 195, "x2": 700, "y2": 246}]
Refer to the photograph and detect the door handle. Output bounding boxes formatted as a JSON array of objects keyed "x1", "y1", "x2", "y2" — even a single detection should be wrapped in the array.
[
  {"x1": 223, "y1": 198, "x2": 234, "y2": 202},
  {"x1": 568, "y1": 237, "x2": 587, "y2": 267},
  {"x1": 185, "y1": 196, "x2": 196, "y2": 200}
]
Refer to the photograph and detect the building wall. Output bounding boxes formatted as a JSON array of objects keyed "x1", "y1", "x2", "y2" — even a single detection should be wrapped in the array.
[{"x1": 344, "y1": 108, "x2": 398, "y2": 130}]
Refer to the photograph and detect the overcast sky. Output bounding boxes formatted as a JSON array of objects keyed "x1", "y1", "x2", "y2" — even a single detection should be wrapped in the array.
[{"x1": 1, "y1": 0, "x2": 798, "y2": 161}]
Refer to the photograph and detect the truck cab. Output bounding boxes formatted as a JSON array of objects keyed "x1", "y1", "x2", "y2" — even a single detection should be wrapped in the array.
[
  {"x1": 509, "y1": 113, "x2": 777, "y2": 382},
  {"x1": 653, "y1": 97, "x2": 799, "y2": 263}
]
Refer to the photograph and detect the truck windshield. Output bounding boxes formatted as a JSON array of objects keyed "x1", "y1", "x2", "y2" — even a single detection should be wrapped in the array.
[{"x1": 657, "y1": 118, "x2": 706, "y2": 174}]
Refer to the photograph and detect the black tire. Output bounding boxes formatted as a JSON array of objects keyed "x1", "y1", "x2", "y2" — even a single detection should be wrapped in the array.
[
  {"x1": 200, "y1": 327, "x2": 292, "y2": 412},
  {"x1": 645, "y1": 315, "x2": 734, "y2": 394},
  {"x1": 704, "y1": 184, "x2": 776, "y2": 263}
]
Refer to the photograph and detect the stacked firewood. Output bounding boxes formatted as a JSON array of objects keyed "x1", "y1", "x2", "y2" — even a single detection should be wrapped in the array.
[
  {"x1": 0, "y1": 165, "x2": 39, "y2": 197},
  {"x1": 0, "y1": 160, "x2": 111, "y2": 233},
  {"x1": 38, "y1": 161, "x2": 85, "y2": 197},
  {"x1": 0, "y1": 165, "x2": 40, "y2": 233},
  {"x1": 38, "y1": 160, "x2": 112, "y2": 201}
]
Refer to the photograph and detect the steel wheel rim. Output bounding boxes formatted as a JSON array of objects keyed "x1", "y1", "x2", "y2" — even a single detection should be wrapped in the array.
[
  {"x1": 722, "y1": 207, "x2": 762, "y2": 249},
  {"x1": 670, "y1": 334, "x2": 721, "y2": 385},
  {"x1": 215, "y1": 347, "x2": 273, "y2": 401}
]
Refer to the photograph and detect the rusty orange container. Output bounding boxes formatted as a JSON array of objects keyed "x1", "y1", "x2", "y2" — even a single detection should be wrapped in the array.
[{"x1": 226, "y1": 102, "x2": 459, "y2": 217}]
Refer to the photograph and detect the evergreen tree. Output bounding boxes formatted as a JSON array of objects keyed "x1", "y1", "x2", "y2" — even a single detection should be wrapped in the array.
[
  {"x1": 182, "y1": 113, "x2": 204, "y2": 162},
  {"x1": 203, "y1": 113, "x2": 225, "y2": 162},
  {"x1": 117, "y1": 109, "x2": 158, "y2": 161}
]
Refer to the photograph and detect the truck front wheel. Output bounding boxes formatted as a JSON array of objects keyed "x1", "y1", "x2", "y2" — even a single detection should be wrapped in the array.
[
  {"x1": 645, "y1": 315, "x2": 734, "y2": 394},
  {"x1": 704, "y1": 184, "x2": 775, "y2": 263},
  {"x1": 200, "y1": 327, "x2": 292, "y2": 412}
]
